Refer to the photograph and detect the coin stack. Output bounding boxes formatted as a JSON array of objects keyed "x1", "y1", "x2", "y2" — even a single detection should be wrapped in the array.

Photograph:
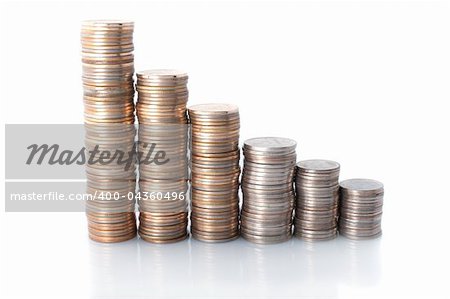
[
  {"x1": 188, "y1": 104, "x2": 240, "y2": 242},
  {"x1": 81, "y1": 20, "x2": 137, "y2": 242},
  {"x1": 82, "y1": 20, "x2": 135, "y2": 124},
  {"x1": 241, "y1": 137, "x2": 297, "y2": 244},
  {"x1": 339, "y1": 179, "x2": 384, "y2": 240},
  {"x1": 294, "y1": 159, "x2": 340, "y2": 241},
  {"x1": 136, "y1": 70, "x2": 189, "y2": 243}
]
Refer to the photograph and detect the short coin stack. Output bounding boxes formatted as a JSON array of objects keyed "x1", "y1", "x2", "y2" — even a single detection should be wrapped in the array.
[
  {"x1": 188, "y1": 104, "x2": 240, "y2": 242},
  {"x1": 294, "y1": 159, "x2": 340, "y2": 241},
  {"x1": 81, "y1": 20, "x2": 137, "y2": 242},
  {"x1": 339, "y1": 179, "x2": 384, "y2": 240},
  {"x1": 136, "y1": 70, "x2": 189, "y2": 243},
  {"x1": 241, "y1": 137, "x2": 297, "y2": 244}
]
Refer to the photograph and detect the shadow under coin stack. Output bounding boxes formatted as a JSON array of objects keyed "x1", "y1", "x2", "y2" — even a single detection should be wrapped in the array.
[
  {"x1": 294, "y1": 159, "x2": 340, "y2": 241},
  {"x1": 136, "y1": 70, "x2": 189, "y2": 243},
  {"x1": 188, "y1": 104, "x2": 240, "y2": 242},
  {"x1": 241, "y1": 137, "x2": 297, "y2": 244},
  {"x1": 81, "y1": 20, "x2": 137, "y2": 242},
  {"x1": 339, "y1": 179, "x2": 384, "y2": 240}
]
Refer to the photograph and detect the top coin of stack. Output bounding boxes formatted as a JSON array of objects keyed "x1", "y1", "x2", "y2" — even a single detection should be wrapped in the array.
[
  {"x1": 294, "y1": 159, "x2": 340, "y2": 241},
  {"x1": 339, "y1": 179, "x2": 384, "y2": 240},
  {"x1": 136, "y1": 70, "x2": 189, "y2": 243},
  {"x1": 188, "y1": 103, "x2": 240, "y2": 242},
  {"x1": 241, "y1": 137, "x2": 297, "y2": 244},
  {"x1": 81, "y1": 20, "x2": 135, "y2": 124}
]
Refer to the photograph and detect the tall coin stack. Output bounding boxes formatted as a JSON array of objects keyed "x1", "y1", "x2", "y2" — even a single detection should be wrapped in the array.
[
  {"x1": 188, "y1": 104, "x2": 240, "y2": 242},
  {"x1": 339, "y1": 179, "x2": 384, "y2": 240},
  {"x1": 241, "y1": 137, "x2": 297, "y2": 244},
  {"x1": 81, "y1": 20, "x2": 137, "y2": 242},
  {"x1": 136, "y1": 70, "x2": 189, "y2": 243},
  {"x1": 294, "y1": 159, "x2": 340, "y2": 241}
]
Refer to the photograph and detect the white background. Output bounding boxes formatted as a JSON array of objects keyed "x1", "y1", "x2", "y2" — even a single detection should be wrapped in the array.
[{"x1": 1, "y1": 0, "x2": 450, "y2": 298}]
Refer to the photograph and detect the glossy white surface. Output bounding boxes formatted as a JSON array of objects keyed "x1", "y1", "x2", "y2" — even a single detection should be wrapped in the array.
[{"x1": 2, "y1": 210, "x2": 450, "y2": 298}]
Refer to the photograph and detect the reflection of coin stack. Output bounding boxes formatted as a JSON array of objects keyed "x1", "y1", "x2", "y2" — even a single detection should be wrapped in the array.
[
  {"x1": 339, "y1": 179, "x2": 384, "y2": 240},
  {"x1": 136, "y1": 70, "x2": 189, "y2": 243},
  {"x1": 188, "y1": 104, "x2": 240, "y2": 242},
  {"x1": 81, "y1": 20, "x2": 137, "y2": 242},
  {"x1": 294, "y1": 159, "x2": 340, "y2": 241},
  {"x1": 241, "y1": 137, "x2": 297, "y2": 244}
]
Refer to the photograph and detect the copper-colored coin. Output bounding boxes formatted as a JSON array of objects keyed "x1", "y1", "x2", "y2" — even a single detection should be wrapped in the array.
[
  {"x1": 188, "y1": 103, "x2": 240, "y2": 243},
  {"x1": 134, "y1": 69, "x2": 189, "y2": 243},
  {"x1": 82, "y1": 20, "x2": 138, "y2": 243}
]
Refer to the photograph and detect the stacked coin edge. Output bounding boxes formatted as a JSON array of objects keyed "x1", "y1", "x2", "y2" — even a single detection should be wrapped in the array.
[
  {"x1": 136, "y1": 69, "x2": 189, "y2": 243},
  {"x1": 294, "y1": 159, "x2": 340, "y2": 241},
  {"x1": 81, "y1": 20, "x2": 137, "y2": 243},
  {"x1": 241, "y1": 137, "x2": 297, "y2": 244},
  {"x1": 188, "y1": 104, "x2": 241, "y2": 243}
]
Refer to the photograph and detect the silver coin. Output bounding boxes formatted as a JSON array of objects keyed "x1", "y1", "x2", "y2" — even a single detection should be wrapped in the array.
[
  {"x1": 244, "y1": 137, "x2": 297, "y2": 153},
  {"x1": 338, "y1": 178, "x2": 384, "y2": 240},
  {"x1": 241, "y1": 137, "x2": 296, "y2": 244}
]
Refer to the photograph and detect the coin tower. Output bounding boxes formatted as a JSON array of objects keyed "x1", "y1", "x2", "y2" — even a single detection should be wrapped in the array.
[
  {"x1": 294, "y1": 159, "x2": 340, "y2": 241},
  {"x1": 339, "y1": 179, "x2": 384, "y2": 239},
  {"x1": 81, "y1": 20, "x2": 137, "y2": 242},
  {"x1": 240, "y1": 137, "x2": 297, "y2": 244},
  {"x1": 188, "y1": 104, "x2": 241, "y2": 242},
  {"x1": 136, "y1": 70, "x2": 189, "y2": 243}
]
